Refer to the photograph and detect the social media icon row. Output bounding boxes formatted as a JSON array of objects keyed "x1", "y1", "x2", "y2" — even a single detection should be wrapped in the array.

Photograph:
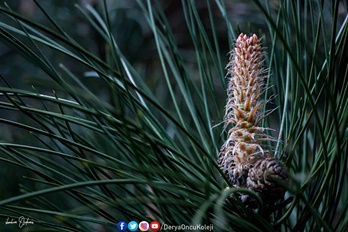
[{"x1": 117, "y1": 220, "x2": 160, "y2": 231}]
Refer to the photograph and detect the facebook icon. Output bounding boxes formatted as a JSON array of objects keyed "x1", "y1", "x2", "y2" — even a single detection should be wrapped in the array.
[{"x1": 117, "y1": 221, "x2": 128, "y2": 231}]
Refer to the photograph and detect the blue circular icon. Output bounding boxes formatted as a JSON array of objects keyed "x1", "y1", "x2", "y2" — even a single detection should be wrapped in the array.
[
  {"x1": 117, "y1": 221, "x2": 128, "y2": 231},
  {"x1": 128, "y1": 221, "x2": 139, "y2": 231}
]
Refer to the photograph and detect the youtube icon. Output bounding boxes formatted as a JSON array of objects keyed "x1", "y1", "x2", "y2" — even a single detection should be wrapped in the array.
[{"x1": 150, "y1": 221, "x2": 160, "y2": 231}]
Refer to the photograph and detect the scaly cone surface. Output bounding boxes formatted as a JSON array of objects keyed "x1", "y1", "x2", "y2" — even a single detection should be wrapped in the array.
[{"x1": 218, "y1": 33, "x2": 288, "y2": 205}]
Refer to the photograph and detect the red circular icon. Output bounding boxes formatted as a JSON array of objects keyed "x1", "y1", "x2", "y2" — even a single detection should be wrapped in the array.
[{"x1": 150, "y1": 221, "x2": 160, "y2": 231}]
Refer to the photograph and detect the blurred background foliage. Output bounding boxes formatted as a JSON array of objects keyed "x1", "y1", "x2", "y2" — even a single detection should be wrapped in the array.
[{"x1": 0, "y1": 0, "x2": 347, "y2": 231}]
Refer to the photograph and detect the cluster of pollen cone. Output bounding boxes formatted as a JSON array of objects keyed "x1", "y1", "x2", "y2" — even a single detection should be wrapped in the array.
[{"x1": 218, "y1": 33, "x2": 288, "y2": 205}]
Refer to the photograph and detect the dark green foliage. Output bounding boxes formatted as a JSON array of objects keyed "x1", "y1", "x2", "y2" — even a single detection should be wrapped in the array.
[{"x1": 0, "y1": 0, "x2": 347, "y2": 231}]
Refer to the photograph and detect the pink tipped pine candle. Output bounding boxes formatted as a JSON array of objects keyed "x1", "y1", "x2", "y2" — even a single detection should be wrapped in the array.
[{"x1": 218, "y1": 33, "x2": 288, "y2": 205}]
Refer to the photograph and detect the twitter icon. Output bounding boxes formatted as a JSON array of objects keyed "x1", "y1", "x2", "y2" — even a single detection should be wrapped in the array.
[{"x1": 128, "y1": 221, "x2": 138, "y2": 231}]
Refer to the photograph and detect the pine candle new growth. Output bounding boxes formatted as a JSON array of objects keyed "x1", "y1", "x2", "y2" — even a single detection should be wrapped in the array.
[{"x1": 218, "y1": 33, "x2": 288, "y2": 205}]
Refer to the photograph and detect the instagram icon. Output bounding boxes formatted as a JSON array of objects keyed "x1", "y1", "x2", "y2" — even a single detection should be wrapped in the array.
[{"x1": 139, "y1": 221, "x2": 149, "y2": 231}]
